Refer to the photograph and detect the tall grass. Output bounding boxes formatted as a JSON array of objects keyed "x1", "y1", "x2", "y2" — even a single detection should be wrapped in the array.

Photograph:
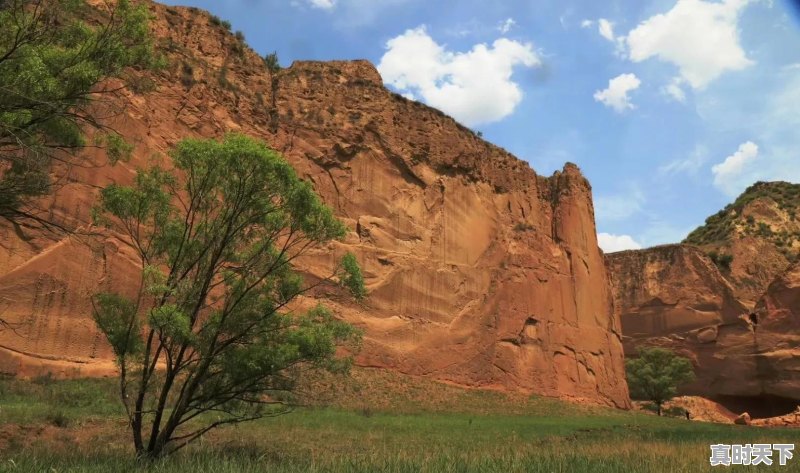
[{"x1": 0, "y1": 372, "x2": 796, "y2": 472}]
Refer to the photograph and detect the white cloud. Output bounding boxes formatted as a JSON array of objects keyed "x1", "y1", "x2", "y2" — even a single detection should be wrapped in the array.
[
  {"x1": 378, "y1": 26, "x2": 540, "y2": 126},
  {"x1": 697, "y1": 69, "x2": 800, "y2": 194},
  {"x1": 308, "y1": 0, "x2": 336, "y2": 9},
  {"x1": 581, "y1": 19, "x2": 594, "y2": 28},
  {"x1": 624, "y1": 0, "x2": 754, "y2": 89},
  {"x1": 598, "y1": 18, "x2": 615, "y2": 41},
  {"x1": 659, "y1": 145, "x2": 709, "y2": 176},
  {"x1": 597, "y1": 233, "x2": 642, "y2": 253},
  {"x1": 711, "y1": 141, "x2": 759, "y2": 196},
  {"x1": 498, "y1": 18, "x2": 516, "y2": 34},
  {"x1": 593, "y1": 73, "x2": 641, "y2": 113},
  {"x1": 662, "y1": 77, "x2": 687, "y2": 103}
]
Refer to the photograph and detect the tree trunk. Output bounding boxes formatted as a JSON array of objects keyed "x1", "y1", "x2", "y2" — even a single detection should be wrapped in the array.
[{"x1": 657, "y1": 403, "x2": 662, "y2": 416}]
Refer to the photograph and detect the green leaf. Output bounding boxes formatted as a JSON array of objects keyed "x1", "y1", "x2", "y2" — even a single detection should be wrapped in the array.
[{"x1": 92, "y1": 293, "x2": 141, "y2": 361}]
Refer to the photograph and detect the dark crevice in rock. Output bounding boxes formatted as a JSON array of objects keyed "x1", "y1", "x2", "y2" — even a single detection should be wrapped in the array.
[{"x1": 711, "y1": 394, "x2": 799, "y2": 419}]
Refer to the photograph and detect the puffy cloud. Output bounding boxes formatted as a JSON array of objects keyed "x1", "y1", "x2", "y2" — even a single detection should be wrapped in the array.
[
  {"x1": 597, "y1": 233, "x2": 643, "y2": 253},
  {"x1": 581, "y1": 19, "x2": 594, "y2": 28},
  {"x1": 378, "y1": 26, "x2": 540, "y2": 126},
  {"x1": 593, "y1": 73, "x2": 641, "y2": 112},
  {"x1": 711, "y1": 141, "x2": 759, "y2": 196},
  {"x1": 598, "y1": 18, "x2": 615, "y2": 41},
  {"x1": 498, "y1": 18, "x2": 516, "y2": 34},
  {"x1": 695, "y1": 63, "x2": 800, "y2": 194},
  {"x1": 625, "y1": 0, "x2": 754, "y2": 89}
]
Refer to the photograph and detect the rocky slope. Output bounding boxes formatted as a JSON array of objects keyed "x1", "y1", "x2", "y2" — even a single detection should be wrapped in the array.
[
  {"x1": 0, "y1": 2, "x2": 629, "y2": 407},
  {"x1": 684, "y1": 181, "x2": 800, "y2": 306},
  {"x1": 608, "y1": 184, "x2": 800, "y2": 413}
]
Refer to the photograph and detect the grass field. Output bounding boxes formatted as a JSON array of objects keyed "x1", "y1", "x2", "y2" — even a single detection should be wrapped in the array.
[{"x1": 0, "y1": 369, "x2": 797, "y2": 472}]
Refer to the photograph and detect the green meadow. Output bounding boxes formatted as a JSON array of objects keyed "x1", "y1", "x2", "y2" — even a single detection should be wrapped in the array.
[{"x1": 0, "y1": 370, "x2": 797, "y2": 472}]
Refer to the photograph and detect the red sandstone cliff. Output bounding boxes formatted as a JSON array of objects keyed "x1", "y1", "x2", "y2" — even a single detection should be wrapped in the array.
[
  {"x1": 608, "y1": 242, "x2": 800, "y2": 410},
  {"x1": 0, "y1": 2, "x2": 629, "y2": 407}
]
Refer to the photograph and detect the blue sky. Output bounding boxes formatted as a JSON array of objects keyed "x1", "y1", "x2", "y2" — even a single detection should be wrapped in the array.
[{"x1": 163, "y1": 0, "x2": 800, "y2": 252}]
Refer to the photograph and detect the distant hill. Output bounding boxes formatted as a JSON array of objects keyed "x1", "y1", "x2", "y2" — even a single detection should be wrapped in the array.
[
  {"x1": 683, "y1": 181, "x2": 800, "y2": 304},
  {"x1": 684, "y1": 181, "x2": 800, "y2": 260},
  {"x1": 607, "y1": 181, "x2": 800, "y2": 407}
]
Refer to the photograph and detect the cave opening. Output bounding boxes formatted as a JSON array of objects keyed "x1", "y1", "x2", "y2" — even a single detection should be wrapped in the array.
[{"x1": 712, "y1": 394, "x2": 799, "y2": 419}]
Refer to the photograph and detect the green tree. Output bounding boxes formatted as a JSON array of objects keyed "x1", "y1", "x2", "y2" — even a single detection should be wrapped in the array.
[
  {"x1": 625, "y1": 347, "x2": 695, "y2": 416},
  {"x1": 264, "y1": 51, "x2": 280, "y2": 73},
  {"x1": 92, "y1": 135, "x2": 364, "y2": 459},
  {"x1": 0, "y1": 0, "x2": 154, "y2": 227}
]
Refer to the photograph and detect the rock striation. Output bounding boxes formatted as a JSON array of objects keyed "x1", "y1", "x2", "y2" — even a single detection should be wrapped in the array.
[{"x1": 0, "y1": 2, "x2": 629, "y2": 407}]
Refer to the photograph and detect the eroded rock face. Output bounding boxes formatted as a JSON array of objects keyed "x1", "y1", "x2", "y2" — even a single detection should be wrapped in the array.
[
  {"x1": 751, "y1": 261, "x2": 800, "y2": 401},
  {"x1": 607, "y1": 244, "x2": 800, "y2": 405},
  {"x1": 607, "y1": 245, "x2": 748, "y2": 339},
  {"x1": 0, "y1": 3, "x2": 629, "y2": 407}
]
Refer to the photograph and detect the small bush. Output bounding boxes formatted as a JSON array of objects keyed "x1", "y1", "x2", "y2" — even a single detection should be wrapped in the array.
[
  {"x1": 32, "y1": 373, "x2": 55, "y2": 386},
  {"x1": 641, "y1": 402, "x2": 659, "y2": 414},
  {"x1": 707, "y1": 251, "x2": 733, "y2": 271},
  {"x1": 218, "y1": 65, "x2": 231, "y2": 89},
  {"x1": 664, "y1": 406, "x2": 688, "y2": 418},
  {"x1": 181, "y1": 62, "x2": 194, "y2": 88},
  {"x1": 264, "y1": 51, "x2": 281, "y2": 73},
  {"x1": 128, "y1": 75, "x2": 156, "y2": 94},
  {"x1": 45, "y1": 410, "x2": 70, "y2": 428},
  {"x1": 231, "y1": 41, "x2": 244, "y2": 57},
  {"x1": 514, "y1": 222, "x2": 534, "y2": 232},
  {"x1": 210, "y1": 16, "x2": 232, "y2": 30}
]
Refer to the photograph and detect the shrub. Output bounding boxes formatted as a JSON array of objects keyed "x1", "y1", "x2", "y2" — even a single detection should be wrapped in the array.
[
  {"x1": 664, "y1": 406, "x2": 688, "y2": 418},
  {"x1": 707, "y1": 251, "x2": 733, "y2": 271},
  {"x1": 210, "y1": 16, "x2": 232, "y2": 31},
  {"x1": 265, "y1": 51, "x2": 281, "y2": 73},
  {"x1": 181, "y1": 62, "x2": 194, "y2": 87},
  {"x1": 45, "y1": 410, "x2": 70, "y2": 428},
  {"x1": 128, "y1": 75, "x2": 156, "y2": 94},
  {"x1": 218, "y1": 65, "x2": 231, "y2": 89}
]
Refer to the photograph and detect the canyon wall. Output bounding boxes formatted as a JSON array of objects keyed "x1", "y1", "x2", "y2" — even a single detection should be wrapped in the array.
[
  {"x1": 0, "y1": 2, "x2": 629, "y2": 407},
  {"x1": 608, "y1": 244, "x2": 799, "y2": 411}
]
